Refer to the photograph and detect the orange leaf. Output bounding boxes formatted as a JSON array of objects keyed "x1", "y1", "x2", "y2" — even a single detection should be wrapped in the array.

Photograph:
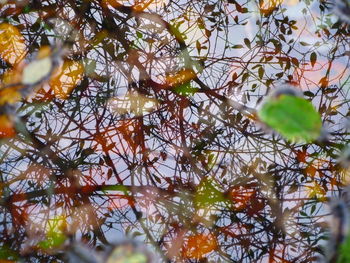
[
  {"x1": 101, "y1": 0, "x2": 123, "y2": 8},
  {"x1": 0, "y1": 66, "x2": 23, "y2": 105},
  {"x1": 50, "y1": 60, "x2": 84, "y2": 99},
  {"x1": 182, "y1": 233, "x2": 218, "y2": 259},
  {"x1": 296, "y1": 149, "x2": 307, "y2": 163},
  {"x1": 0, "y1": 23, "x2": 26, "y2": 65},
  {"x1": 0, "y1": 115, "x2": 16, "y2": 138},
  {"x1": 229, "y1": 185, "x2": 255, "y2": 210},
  {"x1": 101, "y1": 0, "x2": 153, "y2": 11}
]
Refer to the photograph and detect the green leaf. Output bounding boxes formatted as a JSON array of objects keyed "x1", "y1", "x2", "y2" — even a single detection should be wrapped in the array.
[
  {"x1": 206, "y1": 151, "x2": 218, "y2": 170},
  {"x1": 244, "y1": 38, "x2": 251, "y2": 49},
  {"x1": 300, "y1": 41, "x2": 310, "y2": 46},
  {"x1": 337, "y1": 230, "x2": 350, "y2": 263},
  {"x1": 107, "y1": 246, "x2": 148, "y2": 263},
  {"x1": 136, "y1": 31, "x2": 143, "y2": 39},
  {"x1": 310, "y1": 52, "x2": 317, "y2": 67},
  {"x1": 38, "y1": 235, "x2": 66, "y2": 250},
  {"x1": 194, "y1": 177, "x2": 227, "y2": 209},
  {"x1": 173, "y1": 82, "x2": 199, "y2": 96},
  {"x1": 232, "y1": 44, "x2": 244, "y2": 49},
  {"x1": 84, "y1": 59, "x2": 97, "y2": 76},
  {"x1": 38, "y1": 216, "x2": 67, "y2": 250},
  {"x1": 258, "y1": 67, "x2": 264, "y2": 79},
  {"x1": 258, "y1": 95, "x2": 322, "y2": 142},
  {"x1": 0, "y1": 246, "x2": 19, "y2": 260},
  {"x1": 102, "y1": 185, "x2": 130, "y2": 193}
]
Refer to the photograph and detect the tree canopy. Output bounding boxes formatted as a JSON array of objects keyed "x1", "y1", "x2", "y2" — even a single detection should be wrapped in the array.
[{"x1": 0, "y1": 0, "x2": 349, "y2": 262}]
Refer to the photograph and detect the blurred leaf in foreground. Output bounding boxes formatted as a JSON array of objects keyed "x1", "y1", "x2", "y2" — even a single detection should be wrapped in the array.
[
  {"x1": 0, "y1": 245, "x2": 19, "y2": 261},
  {"x1": 38, "y1": 216, "x2": 67, "y2": 251},
  {"x1": 0, "y1": 23, "x2": 26, "y2": 65},
  {"x1": 324, "y1": 190, "x2": 350, "y2": 262},
  {"x1": 258, "y1": 94, "x2": 322, "y2": 142},
  {"x1": 105, "y1": 242, "x2": 150, "y2": 263},
  {"x1": 337, "y1": 231, "x2": 350, "y2": 263},
  {"x1": 106, "y1": 247, "x2": 147, "y2": 263},
  {"x1": 0, "y1": 115, "x2": 16, "y2": 138},
  {"x1": 22, "y1": 57, "x2": 53, "y2": 86},
  {"x1": 0, "y1": 87, "x2": 22, "y2": 105}
]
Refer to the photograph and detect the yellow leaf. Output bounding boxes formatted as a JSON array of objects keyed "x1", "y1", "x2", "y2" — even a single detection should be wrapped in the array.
[
  {"x1": 108, "y1": 92, "x2": 158, "y2": 116},
  {"x1": 0, "y1": 23, "x2": 26, "y2": 65},
  {"x1": 50, "y1": 60, "x2": 84, "y2": 99},
  {"x1": 305, "y1": 181, "x2": 327, "y2": 201},
  {"x1": 259, "y1": 0, "x2": 283, "y2": 15},
  {"x1": 101, "y1": 0, "x2": 154, "y2": 11},
  {"x1": 0, "y1": 87, "x2": 22, "y2": 105},
  {"x1": 2, "y1": 66, "x2": 22, "y2": 86},
  {"x1": 106, "y1": 245, "x2": 148, "y2": 263},
  {"x1": 37, "y1": 45, "x2": 52, "y2": 59},
  {"x1": 166, "y1": 69, "x2": 196, "y2": 87}
]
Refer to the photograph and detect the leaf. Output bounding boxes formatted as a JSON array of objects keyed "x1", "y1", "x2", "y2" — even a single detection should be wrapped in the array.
[
  {"x1": 166, "y1": 69, "x2": 197, "y2": 87},
  {"x1": 258, "y1": 67, "x2": 264, "y2": 79},
  {"x1": 173, "y1": 82, "x2": 199, "y2": 96},
  {"x1": 291, "y1": 57, "x2": 299, "y2": 67},
  {"x1": 0, "y1": 23, "x2": 26, "y2": 65},
  {"x1": 38, "y1": 216, "x2": 67, "y2": 250},
  {"x1": 303, "y1": 91, "x2": 314, "y2": 97},
  {"x1": 182, "y1": 233, "x2": 218, "y2": 259},
  {"x1": 102, "y1": 185, "x2": 130, "y2": 193},
  {"x1": 196, "y1": 40, "x2": 201, "y2": 53},
  {"x1": 244, "y1": 38, "x2": 251, "y2": 49},
  {"x1": 106, "y1": 245, "x2": 148, "y2": 263},
  {"x1": 229, "y1": 185, "x2": 256, "y2": 210},
  {"x1": 50, "y1": 60, "x2": 84, "y2": 99},
  {"x1": 194, "y1": 177, "x2": 226, "y2": 209},
  {"x1": 22, "y1": 57, "x2": 53, "y2": 85},
  {"x1": 206, "y1": 151, "x2": 218, "y2": 170},
  {"x1": 310, "y1": 52, "x2": 317, "y2": 67},
  {"x1": 258, "y1": 95, "x2": 322, "y2": 142},
  {"x1": 300, "y1": 41, "x2": 310, "y2": 46},
  {"x1": 0, "y1": 87, "x2": 22, "y2": 105},
  {"x1": 108, "y1": 92, "x2": 158, "y2": 116},
  {"x1": 232, "y1": 44, "x2": 244, "y2": 49},
  {"x1": 336, "y1": 229, "x2": 350, "y2": 263},
  {"x1": 136, "y1": 31, "x2": 143, "y2": 39},
  {"x1": 84, "y1": 59, "x2": 97, "y2": 76},
  {"x1": 0, "y1": 115, "x2": 16, "y2": 138},
  {"x1": 0, "y1": 246, "x2": 19, "y2": 261}
]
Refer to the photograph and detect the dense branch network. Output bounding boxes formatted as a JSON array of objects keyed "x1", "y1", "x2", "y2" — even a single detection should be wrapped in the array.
[{"x1": 0, "y1": 0, "x2": 349, "y2": 262}]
